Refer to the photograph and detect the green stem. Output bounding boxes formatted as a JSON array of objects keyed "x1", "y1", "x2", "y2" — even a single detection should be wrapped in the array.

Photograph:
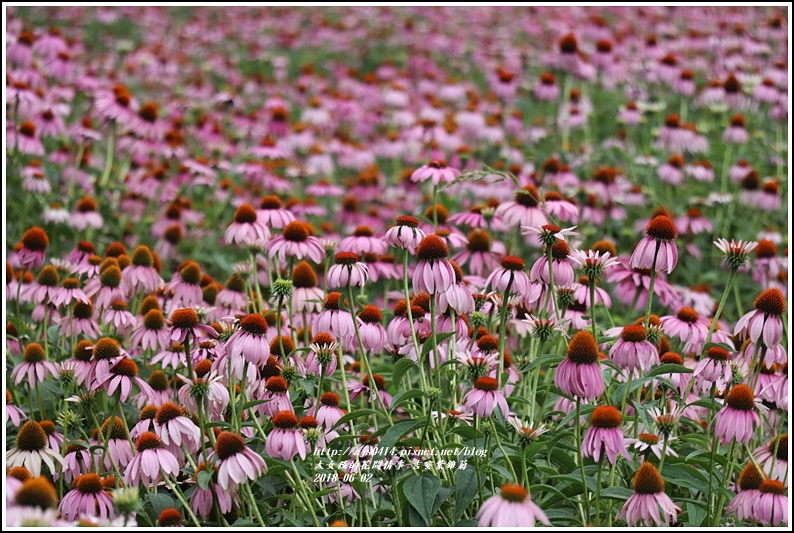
[
  {"x1": 712, "y1": 440, "x2": 737, "y2": 526},
  {"x1": 164, "y1": 476, "x2": 202, "y2": 527},
  {"x1": 703, "y1": 268, "x2": 738, "y2": 351},
  {"x1": 594, "y1": 459, "x2": 603, "y2": 526},
  {"x1": 589, "y1": 279, "x2": 598, "y2": 344},
  {"x1": 575, "y1": 399, "x2": 589, "y2": 526},
  {"x1": 496, "y1": 274, "x2": 514, "y2": 388},
  {"x1": 490, "y1": 418, "x2": 519, "y2": 482},
  {"x1": 642, "y1": 242, "x2": 661, "y2": 330},
  {"x1": 99, "y1": 124, "x2": 116, "y2": 192}
]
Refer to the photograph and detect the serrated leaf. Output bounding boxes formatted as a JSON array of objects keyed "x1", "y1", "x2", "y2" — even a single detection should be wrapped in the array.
[
  {"x1": 149, "y1": 492, "x2": 176, "y2": 516},
  {"x1": 403, "y1": 475, "x2": 441, "y2": 526},
  {"x1": 393, "y1": 358, "x2": 417, "y2": 385},
  {"x1": 390, "y1": 389, "x2": 425, "y2": 411}
]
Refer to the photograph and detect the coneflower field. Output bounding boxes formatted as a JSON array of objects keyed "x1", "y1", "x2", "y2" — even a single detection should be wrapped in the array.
[{"x1": 3, "y1": 5, "x2": 791, "y2": 528}]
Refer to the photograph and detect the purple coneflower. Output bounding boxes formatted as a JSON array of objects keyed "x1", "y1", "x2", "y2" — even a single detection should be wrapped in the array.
[
  {"x1": 6, "y1": 421, "x2": 65, "y2": 477},
  {"x1": 583, "y1": 405, "x2": 631, "y2": 464},
  {"x1": 130, "y1": 308, "x2": 170, "y2": 352},
  {"x1": 463, "y1": 377, "x2": 509, "y2": 418},
  {"x1": 726, "y1": 462, "x2": 765, "y2": 522},
  {"x1": 410, "y1": 159, "x2": 461, "y2": 185},
  {"x1": 58, "y1": 473, "x2": 114, "y2": 521},
  {"x1": 226, "y1": 313, "x2": 271, "y2": 367},
  {"x1": 752, "y1": 480, "x2": 787, "y2": 526},
  {"x1": 225, "y1": 203, "x2": 270, "y2": 246},
  {"x1": 617, "y1": 462, "x2": 680, "y2": 526},
  {"x1": 170, "y1": 307, "x2": 218, "y2": 345},
  {"x1": 753, "y1": 434, "x2": 787, "y2": 483},
  {"x1": 326, "y1": 252, "x2": 369, "y2": 288},
  {"x1": 267, "y1": 221, "x2": 325, "y2": 264},
  {"x1": 124, "y1": 432, "x2": 180, "y2": 488},
  {"x1": 714, "y1": 384, "x2": 762, "y2": 445},
  {"x1": 266, "y1": 411, "x2": 307, "y2": 460},
  {"x1": 154, "y1": 402, "x2": 201, "y2": 452},
  {"x1": 734, "y1": 288, "x2": 785, "y2": 349},
  {"x1": 12, "y1": 343, "x2": 57, "y2": 388},
  {"x1": 630, "y1": 215, "x2": 678, "y2": 274},
  {"x1": 212, "y1": 431, "x2": 267, "y2": 490},
  {"x1": 610, "y1": 325, "x2": 658, "y2": 374},
  {"x1": 413, "y1": 234, "x2": 456, "y2": 295},
  {"x1": 122, "y1": 245, "x2": 164, "y2": 295},
  {"x1": 555, "y1": 331, "x2": 604, "y2": 401},
  {"x1": 348, "y1": 374, "x2": 392, "y2": 409},
  {"x1": 476, "y1": 484, "x2": 550, "y2": 527},
  {"x1": 385, "y1": 215, "x2": 426, "y2": 250}
]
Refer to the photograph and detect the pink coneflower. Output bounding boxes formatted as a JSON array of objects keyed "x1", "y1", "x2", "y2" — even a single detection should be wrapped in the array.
[
  {"x1": 463, "y1": 377, "x2": 509, "y2": 418},
  {"x1": 69, "y1": 196, "x2": 104, "y2": 231},
  {"x1": 619, "y1": 102, "x2": 642, "y2": 126},
  {"x1": 256, "y1": 195, "x2": 295, "y2": 229},
  {"x1": 84, "y1": 265, "x2": 123, "y2": 311},
  {"x1": 267, "y1": 221, "x2": 325, "y2": 264},
  {"x1": 726, "y1": 462, "x2": 765, "y2": 522},
  {"x1": 314, "y1": 292, "x2": 356, "y2": 340},
  {"x1": 212, "y1": 431, "x2": 267, "y2": 490},
  {"x1": 348, "y1": 374, "x2": 392, "y2": 409},
  {"x1": 226, "y1": 313, "x2": 271, "y2": 367},
  {"x1": 534, "y1": 72, "x2": 559, "y2": 101},
  {"x1": 355, "y1": 305, "x2": 387, "y2": 353},
  {"x1": 661, "y1": 306, "x2": 709, "y2": 351},
  {"x1": 555, "y1": 331, "x2": 604, "y2": 400},
  {"x1": 122, "y1": 245, "x2": 163, "y2": 295},
  {"x1": 99, "y1": 357, "x2": 154, "y2": 402},
  {"x1": 154, "y1": 402, "x2": 201, "y2": 452},
  {"x1": 617, "y1": 462, "x2": 680, "y2": 526},
  {"x1": 437, "y1": 261, "x2": 476, "y2": 314},
  {"x1": 6, "y1": 391, "x2": 27, "y2": 427},
  {"x1": 693, "y1": 346, "x2": 733, "y2": 394},
  {"x1": 714, "y1": 385, "x2": 762, "y2": 445},
  {"x1": 20, "y1": 265, "x2": 61, "y2": 306},
  {"x1": 61, "y1": 443, "x2": 93, "y2": 483},
  {"x1": 675, "y1": 208, "x2": 713, "y2": 235},
  {"x1": 225, "y1": 203, "x2": 270, "y2": 246},
  {"x1": 18, "y1": 227, "x2": 49, "y2": 270},
  {"x1": 58, "y1": 473, "x2": 114, "y2": 522},
  {"x1": 130, "y1": 308, "x2": 171, "y2": 352},
  {"x1": 6, "y1": 421, "x2": 65, "y2": 477},
  {"x1": 97, "y1": 415, "x2": 135, "y2": 471},
  {"x1": 734, "y1": 288, "x2": 786, "y2": 349},
  {"x1": 327, "y1": 252, "x2": 369, "y2": 288},
  {"x1": 166, "y1": 262, "x2": 204, "y2": 309},
  {"x1": 190, "y1": 463, "x2": 238, "y2": 520},
  {"x1": 12, "y1": 343, "x2": 57, "y2": 388},
  {"x1": 410, "y1": 160, "x2": 461, "y2": 186},
  {"x1": 610, "y1": 325, "x2": 658, "y2": 374},
  {"x1": 305, "y1": 333, "x2": 339, "y2": 376},
  {"x1": 495, "y1": 185, "x2": 548, "y2": 229},
  {"x1": 310, "y1": 392, "x2": 346, "y2": 433},
  {"x1": 530, "y1": 240, "x2": 575, "y2": 286},
  {"x1": 103, "y1": 300, "x2": 136, "y2": 334},
  {"x1": 752, "y1": 480, "x2": 788, "y2": 526},
  {"x1": 630, "y1": 215, "x2": 678, "y2": 274},
  {"x1": 14, "y1": 121, "x2": 45, "y2": 155},
  {"x1": 544, "y1": 191, "x2": 579, "y2": 222},
  {"x1": 413, "y1": 234, "x2": 456, "y2": 295},
  {"x1": 753, "y1": 434, "x2": 787, "y2": 483},
  {"x1": 50, "y1": 277, "x2": 89, "y2": 308},
  {"x1": 656, "y1": 114, "x2": 690, "y2": 153},
  {"x1": 723, "y1": 114, "x2": 749, "y2": 144},
  {"x1": 476, "y1": 484, "x2": 550, "y2": 527},
  {"x1": 266, "y1": 411, "x2": 307, "y2": 461},
  {"x1": 583, "y1": 406, "x2": 630, "y2": 464},
  {"x1": 338, "y1": 226, "x2": 387, "y2": 256},
  {"x1": 657, "y1": 155, "x2": 685, "y2": 185},
  {"x1": 385, "y1": 216, "x2": 426, "y2": 250},
  {"x1": 170, "y1": 307, "x2": 218, "y2": 345},
  {"x1": 290, "y1": 261, "x2": 324, "y2": 313},
  {"x1": 452, "y1": 230, "x2": 502, "y2": 277},
  {"x1": 21, "y1": 166, "x2": 51, "y2": 194},
  {"x1": 757, "y1": 179, "x2": 781, "y2": 211},
  {"x1": 124, "y1": 432, "x2": 180, "y2": 488},
  {"x1": 259, "y1": 375, "x2": 294, "y2": 417}
]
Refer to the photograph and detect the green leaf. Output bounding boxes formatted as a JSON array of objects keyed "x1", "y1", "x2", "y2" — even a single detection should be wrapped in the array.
[
  {"x1": 599, "y1": 486, "x2": 633, "y2": 501},
  {"x1": 645, "y1": 363, "x2": 693, "y2": 378},
  {"x1": 390, "y1": 389, "x2": 426, "y2": 411},
  {"x1": 403, "y1": 475, "x2": 441, "y2": 526},
  {"x1": 378, "y1": 419, "x2": 425, "y2": 449},
  {"x1": 686, "y1": 501, "x2": 707, "y2": 526},
  {"x1": 241, "y1": 399, "x2": 269, "y2": 411},
  {"x1": 149, "y1": 492, "x2": 176, "y2": 516},
  {"x1": 393, "y1": 358, "x2": 417, "y2": 385},
  {"x1": 421, "y1": 332, "x2": 455, "y2": 358},
  {"x1": 454, "y1": 466, "x2": 478, "y2": 521},
  {"x1": 197, "y1": 470, "x2": 212, "y2": 490},
  {"x1": 329, "y1": 409, "x2": 389, "y2": 432},
  {"x1": 47, "y1": 325, "x2": 60, "y2": 345}
]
